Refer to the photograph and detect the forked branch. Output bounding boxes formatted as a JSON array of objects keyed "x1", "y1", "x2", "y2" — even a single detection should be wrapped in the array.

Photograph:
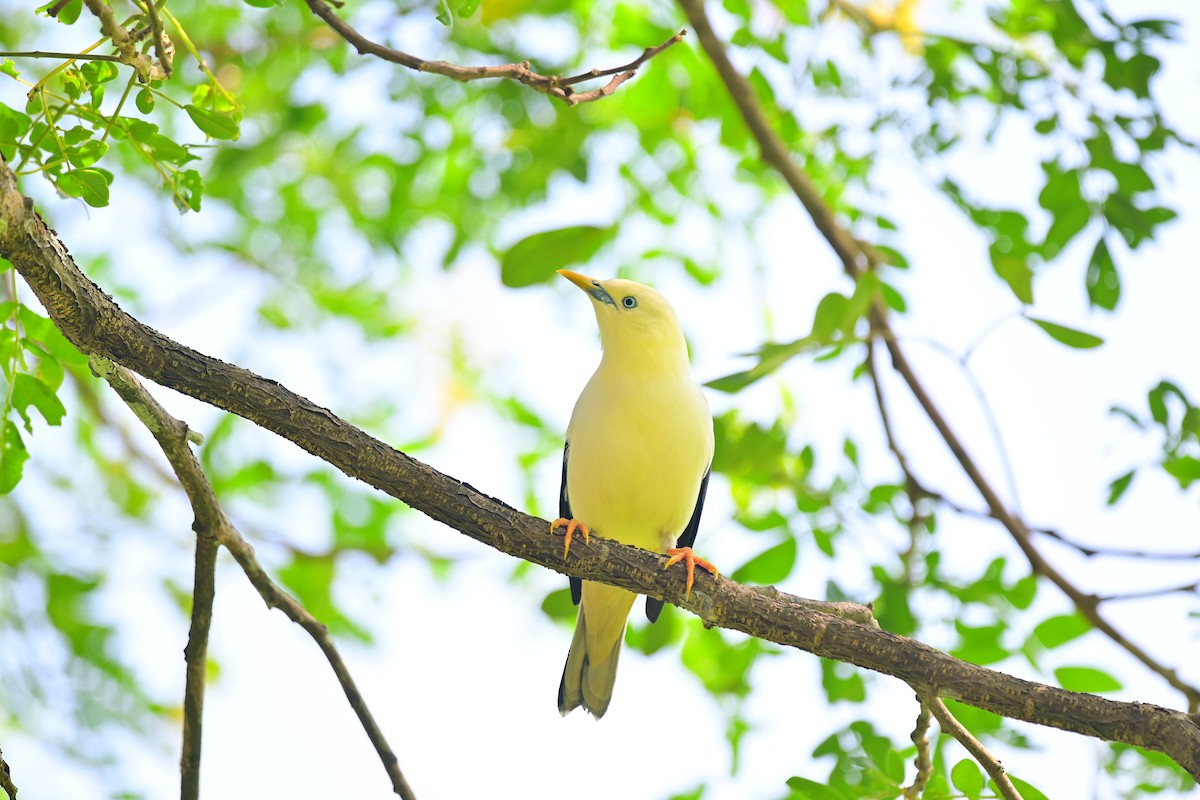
[{"x1": 303, "y1": 0, "x2": 684, "y2": 106}]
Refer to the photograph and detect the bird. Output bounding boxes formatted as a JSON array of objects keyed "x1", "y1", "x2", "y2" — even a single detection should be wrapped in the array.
[{"x1": 551, "y1": 269, "x2": 716, "y2": 718}]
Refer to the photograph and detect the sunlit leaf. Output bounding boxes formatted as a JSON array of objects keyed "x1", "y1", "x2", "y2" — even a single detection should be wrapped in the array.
[
  {"x1": 730, "y1": 537, "x2": 796, "y2": 585},
  {"x1": 1055, "y1": 666, "x2": 1123, "y2": 693},
  {"x1": 500, "y1": 225, "x2": 615, "y2": 288},
  {"x1": 950, "y1": 759, "x2": 984, "y2": 799},
  {"x1": 1033, "y1": 614, "x2": 1091, "y2": 649},
  {"x1": 185, "y1": 104, "x2": 240, "y2": 140},
  {"x1": 1106, "y1": 470, "x2": 1135, "y2": 505},
  {"x1": 1028, "y1": 317, "x2": 1104, "y2": 349}
]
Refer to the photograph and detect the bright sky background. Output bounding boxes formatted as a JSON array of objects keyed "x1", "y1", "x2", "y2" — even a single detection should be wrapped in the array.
[{"x1": 4, "y1": 1, "x2": 1200, "y2": 799}]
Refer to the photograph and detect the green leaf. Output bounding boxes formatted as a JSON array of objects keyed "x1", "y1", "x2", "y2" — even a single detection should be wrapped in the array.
[
  {"x1": 880, "y1": 281, "x2": 906, "y2": 312},
  {"x1": 820, "y1": 658, "x2": 865, "y2": 703},
  {"x1": 1033, "y1": 613, "x2": 1091, "y2": 648},
  {"x1": 1006, "y1": 574, "x2": 1037, "y2": 610},
  {"x1": 12, "y1": 373, "x2": 66, "y2": 428},
  {"x1": 730, "y1": 537, "x2": 796, "y2": 585},
  {"x1": 455, "y1": 0, "x2": 481, "y2": 18},
  {"x1": 1086, "y1": 237, "x2": 1120, "y2": 310},
  {"x1": 1055, "y1": 666, "x2": 1122, "y2": 693},
  {"x1": 784, "y1": 776, "x2": 853, "y2": 800},
  {"x1": 1163, "y1": 455, "x2": 1200, "y2": 489},
  {"x1": 950, "y1": 759, "x2": 985, "y2": 799},
  {"x1": 705, "y1": 336, "x2": 821, "y2": 393},
  {"x1": 66, "y1": 139, "x2": 108, "y2": 169},
  {"x1": 1106, "y1": 470, "x2": 1135, "y2": 505},
  {"x1": 1007, "y1": 775, "x2": 1051, "y2": 800},
  {"x1": 500, "y1": 225, "x2": 615, "y2": 288},
  {"x1": 811, "y1": 291, "x2": 849, "y2": 340},
  {"x1": 185, "y1": 104, "x2": 240, "y2": 140},
  {"x1": 57, "y1": 168, "x2": 111, "y2": 207},
  {"x1": 993, "y1": 256, "x2": 1033, "y2": 304},
  {"x1": 0, "y1": 419, "x2": 29, "y2": 494},
  {"x1": 136, "y1": 88, "x2": 155, "y2": 114},
  {"x1": 540, "y1": 588, "x2": 575, "y2": 622},
  {"x1": 1028, "y1": 317, "x2": 1104, "y2": 349}
]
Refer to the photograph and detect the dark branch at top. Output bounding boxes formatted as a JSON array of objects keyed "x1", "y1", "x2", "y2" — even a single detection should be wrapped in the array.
[{"x1": 303, "y1": 0, "x2": 685, "y2": 106}]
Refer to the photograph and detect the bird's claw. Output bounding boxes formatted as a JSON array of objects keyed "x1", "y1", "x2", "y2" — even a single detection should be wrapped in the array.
[
  {"x1": 551, "y1": 518, "x2": 590, "y2": 559},
  {"x1": 662, "y1": 547, "x2": 718, "y2": 601}
]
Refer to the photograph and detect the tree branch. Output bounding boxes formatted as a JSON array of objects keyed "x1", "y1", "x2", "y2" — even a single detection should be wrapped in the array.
[
  {"x1": 902, "y1": 699, "x2": 933, "y2": 799},
  {"x1": 926, "y1": 695, "x2": 1023, "y2": 800},
  {"x1": 0, "y1": 743, "x2": 16, "y2": 800},
  {"x1": 3, "y1": 158, "x2": 1200, "y2": 781},
  {"x1": 302, "y1": 0, "x2": 684, "y2": 106},
  {"x1": 675, "y1": 0, "x2": 1200, "y2": 713},
  {"x1": 87, "y1": 358, "x2": 417, "y2": 800}
]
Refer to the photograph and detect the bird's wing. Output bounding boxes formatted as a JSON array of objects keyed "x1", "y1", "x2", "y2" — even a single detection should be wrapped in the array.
[
  {"x1": 646, "y1": 467, "x2": 712, "y2": 623},
  {"x1": 560, "y1": 441, "x2": 582, "y2": 606}
]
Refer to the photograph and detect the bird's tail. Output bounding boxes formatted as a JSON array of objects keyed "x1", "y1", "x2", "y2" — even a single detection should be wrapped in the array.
[{"x1": 558, "y1": 583, "x2": 636, "y2": 718}]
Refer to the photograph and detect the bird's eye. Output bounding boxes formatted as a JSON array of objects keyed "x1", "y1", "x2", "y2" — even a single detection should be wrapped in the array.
[{"x1": 622, "y1": 296, "x2": 638, "y2": 309}]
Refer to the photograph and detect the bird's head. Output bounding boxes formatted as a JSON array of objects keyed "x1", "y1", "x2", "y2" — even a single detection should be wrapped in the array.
[{"x1": 558, "y1": 270, "x2": 688, "y2": 364}]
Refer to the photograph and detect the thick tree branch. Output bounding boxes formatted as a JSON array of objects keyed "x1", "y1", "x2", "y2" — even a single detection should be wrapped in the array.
[
  {"x1": 3, "y1": 159, "x2": 1200, "y2": 781},
  {"x1": 87, "y1": 358, "x2": 417, "y2": 800},
  {"x1": 675, "y1": 0, "x2": 1200, "y2": 713},
  {"x1": 302, "y1": 0, "x2": 684, "y2": 106}
]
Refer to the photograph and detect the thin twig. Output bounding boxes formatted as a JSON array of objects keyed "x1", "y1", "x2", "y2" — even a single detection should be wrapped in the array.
[
  {"x1": 1038, "y1": 527, "x2": 1200, "y2": 560},
  {"x1": 132, "y1": 0, "x2": 172, "y2": 78},
  {"x1": 0, "y1": 742, "x2": 17, "y2": 799},
  {"x1": 181, "y1": 534, "x2": 218, "y2": 800},
  {"x1": 89, "y1": 359, "x2": 417, "y2": 800},
  {"x1": 926, "y1": 695, "x2": 1024, "y2": 800},
  {"x1": 866, "y1": 339, "x2": 929, "y2": 584},
  {"x1": 302, "y1": 0, "x2": 684, "y2": 106},
  {"x1": 0, "y1": 50, "x2": 123, "y2": 62},
  {"x1": 1096, "y1": 582, "x2": 1199, "y2": 603},
  {"x1": 676, "y1": 0, "x2": 1200, "y2": 714},
  {"x1": 903, "y1": 699, "x2": 933, "y2": 799}
]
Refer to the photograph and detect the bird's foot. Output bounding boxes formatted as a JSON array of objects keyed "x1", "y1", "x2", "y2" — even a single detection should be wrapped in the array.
[
  {"x1": 550, "y1": 518, "x2": 590, "y2": 559},
  {"x1": 662, "y1": 547, "x2": 719, "y2": 601}
]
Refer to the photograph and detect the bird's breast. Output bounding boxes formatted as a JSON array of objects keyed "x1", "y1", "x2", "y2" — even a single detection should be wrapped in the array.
[{"x1": 565, "y1": 371, "x2": 713, "y2": 552}]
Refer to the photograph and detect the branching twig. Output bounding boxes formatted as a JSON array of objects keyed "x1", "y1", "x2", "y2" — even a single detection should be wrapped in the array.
[
  {"x1": 80, "y1": 0, "x2": 167, "y2": 81},
  {"x1": 4, "y1": 161, "x2": 1200, "y2": 780},
  {"x1": 926, "y1": 694, "x2": 1023, "y2": 800},
  {"x1": 302, "y1": 0, "x2": 684, "y2": 106},
  {"x1": 89, "y1": 359, "x2": 417, "y2": 800},
  {"x1": 676, "y1": 0, "x2": 1200, "y2": 714},
  {"x1": 903, "y1": 699, "x2": 933, "y2": 799},
  {"x1": 0, "y1": 742, "x2": 16, "y2": 799}
]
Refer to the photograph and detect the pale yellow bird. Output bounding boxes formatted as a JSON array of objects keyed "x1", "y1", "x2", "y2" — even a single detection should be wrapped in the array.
[{"x1": 552, "y1": 269, "x2": 716, "y2": 718}]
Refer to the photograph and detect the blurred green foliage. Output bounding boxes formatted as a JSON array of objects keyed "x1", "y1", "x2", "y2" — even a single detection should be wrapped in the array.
[{"x1": 1, "y1": 0, "x2": 1197, "y2": 797}]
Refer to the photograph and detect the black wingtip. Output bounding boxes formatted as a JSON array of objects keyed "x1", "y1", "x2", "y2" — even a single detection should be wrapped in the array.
[{"x1": 646, "y1": 597, "x2": 664, "y2": 622}]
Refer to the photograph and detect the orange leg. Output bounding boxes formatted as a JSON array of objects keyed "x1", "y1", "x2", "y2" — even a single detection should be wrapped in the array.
[
  {"x1": 550, "y1": 518, "x2": 590, "y2": 559},
  {"x1": 662, "y1": 547, "x2": 719, "y2": 601}
]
